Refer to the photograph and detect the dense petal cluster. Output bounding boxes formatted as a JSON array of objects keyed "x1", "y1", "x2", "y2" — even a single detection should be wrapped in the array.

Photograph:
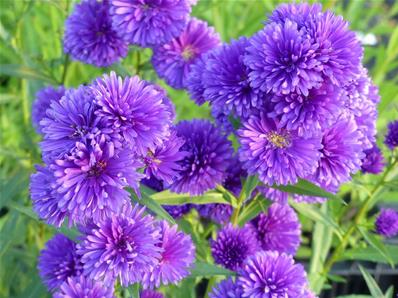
[
  {"x1": 375, "y1": 208, "x2": 398, "y2": 238},
  {"x1": 163, "y1": 204, "x2": 192, "y2": 219},
  {"x1": 385, "y1": 120, "x2": 398, "y2": 150},
  {"x1": 140, "y1": 290, "x2": 164, "y2": 298},
  {"x1": 197, "y1": 204, "x2": 233, "y2": 224},
  {"x1": 64, "y1": 0, "x2": 128, "y2": 67},
  {"x1": 209, "y1": 278, "x2": 243, "y2": 298},
  {"x1": 361, "y1": 144, "x2": 384, "y2": 174},
  {"x1": 54, "y1": 275, "x2": 114, "y2": 298}
]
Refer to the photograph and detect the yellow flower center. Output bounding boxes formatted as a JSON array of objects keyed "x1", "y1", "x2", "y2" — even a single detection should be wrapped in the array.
[
  {"x1": 182, "y1": 45, "x2": 195, "y2": 61},
  {"x1": 267, "y1": 131, "x2": 290, "y2": 148}
]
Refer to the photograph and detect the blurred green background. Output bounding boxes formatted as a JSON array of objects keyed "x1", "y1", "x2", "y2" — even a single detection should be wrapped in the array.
[{"x1": 0, "y1": 0, "x2": 397, "y2": 297}]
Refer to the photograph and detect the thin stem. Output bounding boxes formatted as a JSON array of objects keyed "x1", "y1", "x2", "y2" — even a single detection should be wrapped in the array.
[
  {"x1": 231, "y1": 192, "x2": 245, "y2": 226},
  {"x1": 61, "y1": 54, "x2": 70, "y2": 84}
]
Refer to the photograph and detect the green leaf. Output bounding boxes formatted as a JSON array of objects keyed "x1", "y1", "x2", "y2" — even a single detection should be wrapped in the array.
[
  {"x1": 239, "y1": 175, "x2": 259, "y2": 200},
  {"x1": 341, "y1": 245, "x2": 398, "y2": 265},
  {"x1": 125, "y1": 283, "x2": 140, "y2": 298},
  {"x1": 189, "y1": 262, "x2": 235, "y2": 278},
  {"x1": 151, "y1": 189, "x2": 229, "y2": 205},
  {"x1": 384, "y1": 286, "x2": 394, "y2": 298},
  {"x1": 0, "y1": 64, "x2": 57, "y2": 84},
  {"x1": 337, "y1": 296, "x2": 373, "y2": 298},
  {"x1": 358, "y1": 265, "x2": 384, "y2": 298},
  {"x1": 357, "y1": 227, "x2": 394, "y2": 267},
  {"x1": 271, "y1": 179, "x2": 337, "y2": 200},
  {"x1": 237, "y1": 195, "x2": 271, "y2": 226}
]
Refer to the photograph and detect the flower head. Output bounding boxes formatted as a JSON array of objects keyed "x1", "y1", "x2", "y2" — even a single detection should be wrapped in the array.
[
  {"x1": 64, "y1": 0, "x2": 128, "y2": 67},
  {"x1": 142, "y1": 220, "x2": 195, "y2": 288},
  {"x1": 32, "y1": 86, "x2": 65, "y2": 134},
  {"x1": 77, "y1": 204, "x2": 161, "y2": 286},
  {"x1": 197, "y1": 204, "x2": 233, "y2": 224},
  {"x1": 38, "y1": 234, "x2": 82, "y2": 291},
  {"x1": 211, "y1": 224, "x2": 259, "y2": 271},
  {"x1": 54, "y1": 275, "x2": 114, "y2": 298},
  {"x1": 152, "y1": 18, "x2": 220, "y2": 89},
  {"x1": 186, "y1": 54, "x2": 209, "y2": 105},
  {"x1": 361, "y1": 144, "x2": 384, "y2": 174},
  {"x1": 170, "y1": 119, "x2": 233, "y2": 195},
  {"x1": 164, "y1": 204, "x2": 192, "y2": 219},
  {"x1": 268, "y1": 3, "x2": 323, "y2": 27},
  {"x1": 385, "y1": 120, "x2": 398, "y2": 150},
  {"x1": 209, "y1": 278, "x2": 243, "y2": 298},
  {"x1": 110, "y1": 0, "x2": 193, "y2": 47},
  {"x1": 375, "y1": 208, "x2": 398, "y2": 238},
  {"x1": 238, "y1": 251, "x2": 308, "y2": 297},
  {"x1": 238, "y1": 113, "x2": 321, "y2": 185}
]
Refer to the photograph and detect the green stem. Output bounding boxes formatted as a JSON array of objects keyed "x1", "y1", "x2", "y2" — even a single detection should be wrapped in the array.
[
  {"x1": 61, "y1": 55, "x2": 69, "y2": 84},
  {"x1": 231, "y1": 192, "x2": 245, "y2": 226}
]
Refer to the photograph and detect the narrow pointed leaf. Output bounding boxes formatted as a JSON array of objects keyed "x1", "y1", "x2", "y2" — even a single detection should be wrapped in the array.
[{"x1": 271, "y1": 179, "x2": 337, "y2": 199}]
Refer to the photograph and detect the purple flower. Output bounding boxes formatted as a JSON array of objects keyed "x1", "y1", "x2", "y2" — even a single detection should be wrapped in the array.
[
  {"x1": 245, "y1": 20, "x2": 323, "y2": 96},
  {"x1": 140, "y1": 290, "x2": 164, "y2": 298},
  {"x1": 268, "y1": 3, "x2": 323, "y2": 27},
  {"x1": 38, "y1": 234, "x2": 82, "y2": 291},
  {"x1": 238, "y1": 113, "x2": 321, "y2": 186},
  {"x1": 223, "y1": 155, "x2": 246, "y2": 196},
  {"x1": 204, "y1": 37, "x2": 264, "y2": 118},
  {"x1": 152, "y1": 18, "x2": 220, "y2": 89},
  {"x1": 186, "y1": 54, "x2": 209, "y2": 105},
  {"x1": 250, "y1": 203, "x2": 301, "y2": 255},
  {"x1": 257, "y1": 187, "x2": 289, "y2": 204},
  {"x1": 163, "y1": 204, "x2": 192, "y2": 219},
  {"x1": 32, "y1": 86, "x2": 65, "y2": 133},
  {"x1": 77, "y1": 204, "x2": 161, "y2": 286},
  {"x1": 375, "y1": 208, "x2": 398, "y2": 238},
  {"x1": 361, "y1": 144, "x2": 384, "y2": 174},
  {"x1": 142, "y1": 220, "x2": 195, "y2": 288},
  {"x1": 92, "y1": 71, "x2": 173, "y2": 155},
  {"x1": 385, "y1": 120, "x2": 398, "y2": 150},
  {"x1": 197, "y1": 204, "x2": 232, "y2": 224},
  {"x1": 170, "y1": 119, "x2": 233, "y2": 196},
  {"x1": 209, "y1": 278, "x2": 243, "y2": 298},
  {"x1": 64, "y1": 0, "x2": 128, "y2": 67},
  {"x1": 314, "y1": 117, "x2": 365, "y2": 190},
  {"x1": 144, "y1": 130, "x2": 188, "y2": 184},
  {"x1": 110, "y1": 0, "x2": 193, "y2": 47},
  {"x1": 210, "y1": 224, "x2": 259, "y2": 271},
  {"x1": 54, "y1": 275, "x2": 114, "y2": 298},
  {"x1": 141, "y1": 175, "x2": 164, "y2": 192},
  {"x1": 51, "y1": 136, "x2": 143, "y2": 224},
  {"x1": 30, "y1": 165, "x2": 69, "y2": 227},
  {"x1": 238, "y1": 251, "x2": 308, "y2": 297}
]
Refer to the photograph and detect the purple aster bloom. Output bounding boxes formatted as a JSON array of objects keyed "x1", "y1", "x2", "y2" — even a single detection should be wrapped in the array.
[
  {"x1": 40, "y1": 86, "x2": 101, "y2": 161},
  {"x1": 77, "y1": 203, "x2": 161, "y2": 286},
  {"x1": 361, "y1": 144, "x2": 384, "y2": 174},
  {"x1": 30, "y1": 165, "x2": 69, "y2": 227},
  {"x1": 223, "y1": 155, "x2": 246, "y2": 196},
  {"x1": 144, "y1": 130, "x2": 188, "y2": 184},
  {"x1": 51, "y1": 136, "x2": 143, "y2": 224},
  {"x1": 186, "y1": 54, "x2": 209, "y2": 105},
  {"x1": 64, "y1": 0, "x2": 128, "y2": 67},
  {"x1": 238, "y1": 113, "x2": 321, "y2": 186},
  {"x1": 210, "y1": 224, "x2": 259, "y2": 271},
  {"x1": 163, "y1": 204, "x2": 192, "y2": 219},
  {"x1": 204, "y1": 37, "x2": 264, "y2": 118},
  {"x1": 211, "y1": 104, "x2": 235, "y2": 135},
  {"x1": 142, "y1": 220, "x2": 195, "y2": 288},
  {"x1": 140, "y1": 290, "x2": 164, "y2": 298},
  {"x1": 197, "y1": 204, "x2": 233, "y2": 224},
  {"x1": 92, "y1": 71, "x2": 173, "y2": 155},
  {"x1": 257, "y1": 186, "x2": 289, "y2": 204},
  {"x1": 268, "y1": 3, "x2": 323, "y2": 27},
  {"x1": 32, "y1": 86, "x2": 65, "y2": 134},
  {"x1": 375, "y1": 208, "x2": 398, "y2": 238},
  {"x1": 170, "y1": 119, "x2": 233, "y2": 196},
  {"x1": 244, "y1": 20, "x2": 323, "y2": 96},
  {"x1": 109, "y1": 0, "x2": 193, "y2": 47},
  {"x1": 209, "y1": 278, "x2": 243, "y2": 298},
  {"x1": 38, "y1": 234, "x2": 82, "y2": 291},
  {"x1": 314, "y1": 117, "x2": 365, "y2": 190},
  {"x1": 141, "y1": 175, "x2": 164, "y2": 192},
  {"x1": 250, "y1": 203, "x2": 301, "y2": 255},
  {"x1": 385, "y1": 120, "x2": 398, "y2": 150},
  {"x1": 54, "y1": 275, "x2": 114, "y2": 298},
  {"x1": 152, "y1": 18, "x2": 220, "y2": 89},
  {"x1": 238, "y1": 251, "x2": 308, "y2": 298}
]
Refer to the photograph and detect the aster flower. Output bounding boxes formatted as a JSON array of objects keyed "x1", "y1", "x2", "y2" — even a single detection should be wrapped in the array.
[
  {"x1": 109, "y1": 0, "x2": 193, "y2": 47},
  {"x1": 186, "y1": 54, "x2": 209, "y2": 105},
  {"x1": 238, "y1": 113, "x2": 321, "y2": 186},
  {"x1": 163, "y1": 204, "x2": 192, "y2": 219},
  {"x1": 204, "y1": 37, "x2": 264, "y2": 118},
  {"x1": 51, "y1": 136, "x2": 143, "y2": 223},
  {"x1": 222, "y1": 155, "x2": 246, "y2": 197},
  {"x1": 64, "y1": 0, "x2": 128, "y2": 67},
  {"x1": 92, "y1": 71, "x2": 173, "y2": 155},
  {"x1": 141, "y1": 175, "x2": 164, "y2": 192},
  {"x1": 30, "y1": 165, "x2": 69, "y2": 227},
  {"x1": 244, "y1": 20, "x2": 323, "y2": 96},
  {"x1": 375, "y1": 208, "x2": 398, "y2": 238},
  {"x1": 210, "y1": 224, "x2": 259, "y2": 271},
  {"x1": 32, "y1": 86, "x2": 65, "y2": 133},
  {"x1": 142, "y1": 220, "x2": 195, "y2": 288},
  {"x1": 209, "y1": 278, "x2": 243, "y2": 298},
  {"x1": 361, "y1": 144, "x2": 384, "y2": 174},
  {"x1": 54, "y1": 275, "x2": 114, "y2": 298},
  {"x1": 238, "y1": 251, "x2": 308, "y2": 297},
  {"x1": 152, "y1": 18, "x2": 220, "y2": 89},
  {"x1": 170, "y1": 119, "x2": 233, "y2": 196},
  {"x1": 250, "y1": 203, "x2": 301, "y2": 255},
  {"x1": 268, "y1": 3, "x2": 323, "y2": 27},
  {"x1": 144, "y1": 130, "x2": 188, "y2": 184},
  {"x1": 385, "y1": 120, "x2": 398, "y2": 150},
  {"x1": 140, "y1": 290, "x2": 164, "y2": 298},
  {"x1": 38, "y1": 234, "x2": 82, "y2": 291},
  {"x1": 77, "y1": 204, "x2": 161, "y2": 286},
  {"x1": 197, "y1": 204, "x2": 233, "y2": 224}
]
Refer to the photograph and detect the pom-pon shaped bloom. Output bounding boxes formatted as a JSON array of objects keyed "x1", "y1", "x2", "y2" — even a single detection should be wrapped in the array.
[
  {"x1": 250, "y1": 203, "x2": 301, "y2": 255},
  {"x1": 164, "y1": 204, "x2": 192, "y2": 219},
  {"x1": 268, "y1": 3, "x2": 323, "y2": 27},
  {"x1": 209, "y1": 278, "x2": 243, "y2": 298},
  {"x1": 197, "y1": 204, "x2": 233, "y2": 224},
  {"x1": 64, "y1": 0, "x2": 128, "y2": 67},
  {"x1": 210, "y1": 224, "x2": 259, "y2": 271},
  {"x1": 238, "y1": 251, "x2": 308, "y2": 297},
  {"x1": 142, "y1": 220, "x2": 195, "y2": 288},
  {"x1": 186, "y1": 54, "x2": 209, "y2": 105},
  {"x1": 361, "y1": 144, "x2": 384, "y2": 174},
  {"x1": 152, "y1": 18, "x2": 220, "y2": 89},
  {"x1": 385, "y1": 120, "x2": 398, "y2": 150},
  {"x1": 54, "y1": 275, "x2": 114, "y2": 298},
  {"x1": 38, "y1": 234, "x2": 82, "y2": 291},
  {"x1": 77, "y1": 204, "x2": 161, "y2": 286},
  {"x1": 375, "y1": 208, "x2": 398, "y2": 238}
]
